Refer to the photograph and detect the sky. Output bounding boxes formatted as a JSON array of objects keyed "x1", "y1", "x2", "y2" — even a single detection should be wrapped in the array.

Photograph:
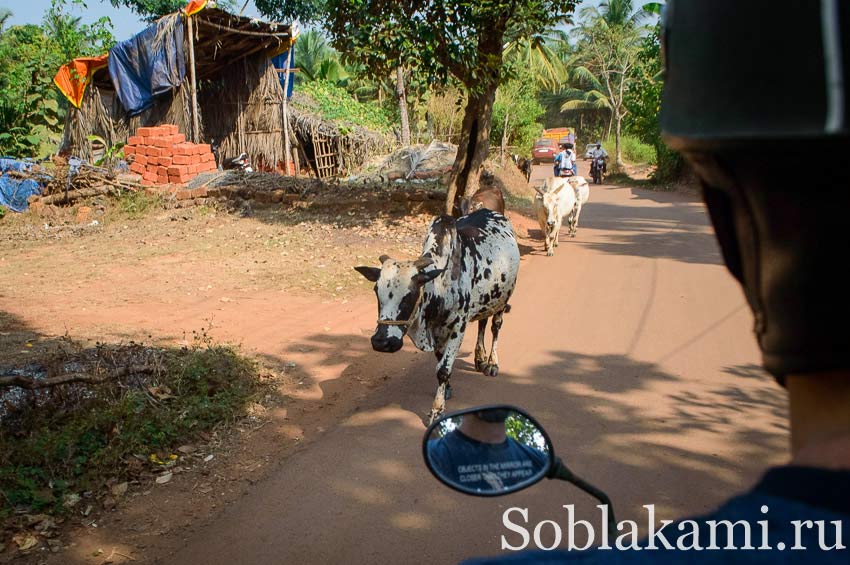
[
  {"x1": 0, "y1": 0, "x2": 265, "y2": 42},
  {"x1": 1, "y1": 0, "x2": 614, "y2": 44}
]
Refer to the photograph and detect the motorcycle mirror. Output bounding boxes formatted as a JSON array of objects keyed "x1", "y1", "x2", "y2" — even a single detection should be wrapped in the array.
[{"x1": 422, "y1": 405, "x2": 554, "y2": 497}]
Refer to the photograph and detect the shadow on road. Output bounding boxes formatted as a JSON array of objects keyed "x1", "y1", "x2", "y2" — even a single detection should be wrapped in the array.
[{"x1": 174, "y1": 327, "x2": 788, "y2": 563}]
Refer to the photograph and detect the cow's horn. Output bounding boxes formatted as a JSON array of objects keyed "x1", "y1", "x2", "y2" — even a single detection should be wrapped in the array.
[
  {"x1": 414, "y1": 256, "x2": 433, "y2": 269},
  {"x1": 379, "y1": 254, "x2": 391, "y2": 264}
]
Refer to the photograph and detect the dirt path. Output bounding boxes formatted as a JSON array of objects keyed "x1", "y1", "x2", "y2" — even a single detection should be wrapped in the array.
[{"x1": 3, "y1": 166, "x2": 789, "y2": 563}]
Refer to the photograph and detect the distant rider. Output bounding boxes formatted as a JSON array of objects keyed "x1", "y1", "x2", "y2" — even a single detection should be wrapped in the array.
[{"x1": 591, "y1": 143, "x2": 608, "y2": 176}]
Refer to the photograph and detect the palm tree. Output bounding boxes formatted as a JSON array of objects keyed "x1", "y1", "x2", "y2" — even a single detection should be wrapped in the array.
[
  {"x1": 0, "y1": 8, "x2": 12, "y2": 33},
  {"x1": 294, "y1": 28, "x2": 349, "y2": 85},
  {"x1": 552, "y1": 65, "x2": 613, "y2": 136},
  {"x1": 503, "y1": 29, "x2": 570, "y2": 92},
  {"x1": 580, "y1": 0, "x2": 663, "y2": 29}
]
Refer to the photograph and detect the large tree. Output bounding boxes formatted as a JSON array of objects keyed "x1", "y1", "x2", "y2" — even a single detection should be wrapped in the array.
[
  {"x1": 326, "y1": 0, "x2": 578, "y2": 213},
  {"x1": 258, "y1": 0, "x2": 577, "y2": 213}
]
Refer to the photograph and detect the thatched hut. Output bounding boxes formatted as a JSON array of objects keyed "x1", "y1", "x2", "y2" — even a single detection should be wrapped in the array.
[
  {"x1": 56, "y1": 4, "x2": 300, "y2": 174},
  {"x1": 55, "y1": 4, "x2": 395, "y2": 178}
]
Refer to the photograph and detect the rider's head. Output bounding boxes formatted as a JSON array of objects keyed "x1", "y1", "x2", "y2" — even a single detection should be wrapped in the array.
[{"x1": 596, "y1": 144, "x2": 602, "y2": 149}]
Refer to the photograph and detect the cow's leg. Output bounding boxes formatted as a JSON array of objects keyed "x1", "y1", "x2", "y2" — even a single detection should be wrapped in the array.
[
  {"x1": 554, "y1": 218, "x2": 562, "y2": 247},
  {"x1": 570, "y1": 203, "x2": 582, "y2": 237},
  {"x1": 483, "y1": 311, "x2": 505, "y2": 377},
  {"x1": 428, "y1": 333, "x2": 464, "y2": 424},
  {"x1": 474, "y1": 319, "x2": 488, "y2": 371}
]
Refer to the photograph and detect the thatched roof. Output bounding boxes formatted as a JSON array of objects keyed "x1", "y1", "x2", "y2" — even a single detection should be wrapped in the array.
[{"x1": 91, "y1": 7, "x2": 294, "y2": 89}]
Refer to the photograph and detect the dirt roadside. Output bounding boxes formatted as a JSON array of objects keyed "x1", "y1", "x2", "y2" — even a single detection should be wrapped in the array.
[{"x1": 0, "y1": 165, "x2": 542, "y2": 562}]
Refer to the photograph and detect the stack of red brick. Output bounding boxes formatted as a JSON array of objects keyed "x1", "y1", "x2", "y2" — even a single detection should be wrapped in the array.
[{"x1": 124, "y1": 125, "x2": 217, "y2": 186}]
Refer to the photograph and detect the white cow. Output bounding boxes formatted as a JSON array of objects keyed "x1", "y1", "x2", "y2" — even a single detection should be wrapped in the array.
[
  {"x1": 533, "y1": 176, "x2": 578, "y2": 256},
  {"x1": 355, "y1": 209, "x2": 520, "y2": 423},
  {"x1": 565, "y1": 176, "x2": 590, "y2": 237}
]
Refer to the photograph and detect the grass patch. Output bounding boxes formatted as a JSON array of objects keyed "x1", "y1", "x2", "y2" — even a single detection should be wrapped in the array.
[
  {"x1": 603, "y1": 134, "x2": 657, "y2": 165},
  {"x1": 0, "y1": 334, "x2": 275, "y2": 518},
  {"x1": 117, "y1": 190, "x2": 163, "y2": 219}
]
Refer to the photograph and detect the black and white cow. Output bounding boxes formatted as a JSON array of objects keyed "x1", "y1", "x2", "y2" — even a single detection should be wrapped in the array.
[{"x1": 355, "y1": 209, "x2": 520, "y2": 423}]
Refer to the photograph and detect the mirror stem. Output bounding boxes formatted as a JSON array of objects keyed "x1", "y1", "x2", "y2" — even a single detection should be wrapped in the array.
[{"x1": 549, "y1": 458, "x2": 617, "y2": 540}]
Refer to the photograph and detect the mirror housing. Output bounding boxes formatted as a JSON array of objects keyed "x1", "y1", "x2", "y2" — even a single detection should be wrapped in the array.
[{"x1": 422, "y1": 404, "x2": 555, "y2": 497}]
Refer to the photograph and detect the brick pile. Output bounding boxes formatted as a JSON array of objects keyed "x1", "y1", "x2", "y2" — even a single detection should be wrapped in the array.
[{"x1": 123, "y1": 124, "x2": 217, "y2": 187}]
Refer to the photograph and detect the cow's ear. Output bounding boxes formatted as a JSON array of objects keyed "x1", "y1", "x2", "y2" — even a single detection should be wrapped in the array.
[
  {"x1": 379, "y1": 254, "x2": 392, "y2": 264},
  {"x1": 414, "y1": 268, "x2": 445, "y2": 285},
  {"x1": 354, "y1": 266, "x2": 382, "y2": 282}
]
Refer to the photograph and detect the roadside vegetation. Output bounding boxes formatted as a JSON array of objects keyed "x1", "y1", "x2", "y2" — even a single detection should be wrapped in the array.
[{"x1": 0, "y1": 332, "x2": 277, "y2": 518}]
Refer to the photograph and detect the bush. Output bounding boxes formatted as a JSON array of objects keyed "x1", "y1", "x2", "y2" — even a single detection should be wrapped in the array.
[
  {"x1": 491, "y1": 74, "x2": 545, "y2": 157},
  {"x1": 298, "y1": 80, "x2": 393, "y2": 133},
  {"x1": 603, "y1": 134, "x2": 656, "y2": 165},
  {"x1": 0, "y1": 338, "x2": 272, "y2": 516}
]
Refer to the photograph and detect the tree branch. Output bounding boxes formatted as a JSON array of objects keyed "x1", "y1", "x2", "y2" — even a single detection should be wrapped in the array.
[{"x1": 0, "y1": 365, "x2": 157, "y2": 390}]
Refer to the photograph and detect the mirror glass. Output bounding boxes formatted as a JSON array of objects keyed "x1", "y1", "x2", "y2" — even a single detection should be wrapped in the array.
[{"x1": 423, "y1": 406, "x2": 553, "y2": 496}]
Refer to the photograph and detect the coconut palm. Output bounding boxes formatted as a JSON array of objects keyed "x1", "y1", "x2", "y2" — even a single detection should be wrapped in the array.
[
  {"x1": 580, "y1": 0, "x2": 663, "y2": 30},
  {"x1": 503, "y1": 29, "x2": 570, "y2": 92},
  {"x1": 294, "y1": 28, "x2": 349, "y2": 86}
]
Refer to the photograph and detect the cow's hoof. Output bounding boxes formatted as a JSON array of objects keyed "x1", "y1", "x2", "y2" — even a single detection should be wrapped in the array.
[
  {"x1": 445, "y1": 385, "x2": 453, "y2": 400},
  {"x1": 484, "y1": 364, "x2": 499, "y2": 377},
  {"x1": 570, "y1": 232, "x2": 577, "y2": 238},
  {"x1": 546, "y1": 250, "x2": 553, "y2": 256},
  {"x1": 474, "y1": 358, "x2": 485, "y2": 372}
]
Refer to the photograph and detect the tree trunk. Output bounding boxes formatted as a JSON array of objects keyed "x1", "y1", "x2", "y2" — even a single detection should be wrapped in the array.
[
  {"x1": 614, "y1": 110, "x2": 624, "y2": 170},
  {"x1": 445, "y1": 84, "x2": 498, "y2": 215},
  {"x1": 500, "y1": 111, "x2": 509, "y2": 167},
  {"x1": 396, "y1": 66, "x2": 411, "y2": 146}
]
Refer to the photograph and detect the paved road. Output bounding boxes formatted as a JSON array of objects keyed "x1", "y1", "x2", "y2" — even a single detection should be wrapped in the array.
[{"x1": 164, "y1": 167, "x2": 789, "y2": 563}]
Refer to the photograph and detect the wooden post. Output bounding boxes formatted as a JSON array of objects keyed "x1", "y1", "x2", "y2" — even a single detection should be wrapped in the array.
[
  {"x1": 281, "y1": 45, "x2": 292, "y2": 175},
  {"x1": 187, "y1": 14, "x2": 200, "y2": 143}
]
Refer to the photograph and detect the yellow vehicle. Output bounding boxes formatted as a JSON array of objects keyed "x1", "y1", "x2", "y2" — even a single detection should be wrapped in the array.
[{"x1": 542, "y1": 127, "x2": 575, "y2": 146}]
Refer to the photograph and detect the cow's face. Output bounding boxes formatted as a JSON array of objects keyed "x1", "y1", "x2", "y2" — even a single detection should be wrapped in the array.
[
  {"x1": 355, "y1": 255, "x2": 444, "y2": 353},
  {"x1": 537, "y1": 180, "x2": 566, "y2": 227}
]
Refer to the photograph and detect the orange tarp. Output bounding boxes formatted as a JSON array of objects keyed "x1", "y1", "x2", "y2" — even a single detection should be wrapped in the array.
[
  {"x1": 52, "y1": 54, "x2": 109, "y2": 109},
  {"x1": 184, "y1": 0, "x2": 208, "y2": 16}
]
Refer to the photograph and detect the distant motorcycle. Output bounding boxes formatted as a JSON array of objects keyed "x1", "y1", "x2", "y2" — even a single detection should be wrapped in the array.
[{"x1": 591, "y1": 156, "x2": 606, "y2": 184}]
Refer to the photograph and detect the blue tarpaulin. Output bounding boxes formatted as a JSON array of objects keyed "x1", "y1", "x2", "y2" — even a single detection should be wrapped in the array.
[
  {"x1": 108, "y1": 18, "x2": 186, "y2": 116},
  {"x1": 0, "y1": 159, "x2": 43, "y2": 212},
  {"x1": 272, "y1": 46, "x2": 295, "y2": 99}
]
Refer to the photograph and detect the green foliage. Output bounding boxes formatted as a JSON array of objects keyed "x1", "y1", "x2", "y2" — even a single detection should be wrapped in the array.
[
  {"x1": 255, "y1": 0, "x2": 327, "y2": 24},
  {"x1": 0, "y1": 25, "x2": 64, "y2": 157},
  {"x1": 0, "y1": 340, "x2": 267, "y2": 515},
  {"x1": 294, "y1": 29, "x2": 349, "y2": 86},
  {"x1": 298, "y1": 80, "x2": 392, "y2": 132},
  {"x1": 0, "y1": 1, "x2": 115, "y2": 158},
  {"x1": 0, "y1": 206, "x2": 6, "y2": 220},
  {"x1": 117, "y1": 189, "x2": 162, "y2": 219},
  {"x1": 491, "y1": 74, "x2": 545, "y2": 156},
  {"x1": 603, "y1": 133, "x2": 655, "y2": 164},
  {"x1": 622, "y1": 20, "x2": 684, "y2": 182},
  {"x1": 108, "y1": 0, "x2": 235, "y2": 19},
  {"x1": 44, "y1": 0, "x2": 115, "y2": 61},
  {"x1": 88, "y1": 135, "x2": 126, "y2": 169},
  {"x1": 322, "y1": 0, "x2": 578, "y2": 94}
]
